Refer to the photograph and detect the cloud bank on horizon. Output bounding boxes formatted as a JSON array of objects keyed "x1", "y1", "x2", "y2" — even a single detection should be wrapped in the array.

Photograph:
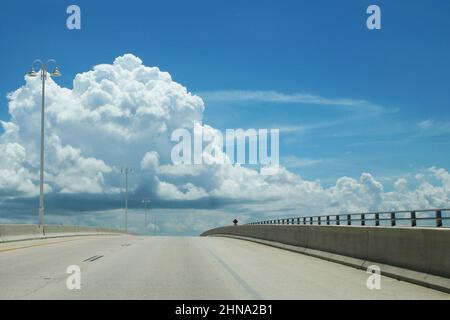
[{"x1": 1, "y1": 54, "x2": 449, "y2": 233}]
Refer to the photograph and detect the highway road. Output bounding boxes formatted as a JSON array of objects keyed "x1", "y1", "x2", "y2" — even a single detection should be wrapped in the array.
[{"x1": 0, "y1": 235, "x2": 448, "y2": 299}]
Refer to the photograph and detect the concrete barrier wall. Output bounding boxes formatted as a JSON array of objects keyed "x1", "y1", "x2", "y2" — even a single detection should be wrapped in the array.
[
  {"x1": 0, "y1": 224, "x2": 127, "y2": 243},
  {"x1": 201, "y1": 225, "x2": 450, "y2": 279}
]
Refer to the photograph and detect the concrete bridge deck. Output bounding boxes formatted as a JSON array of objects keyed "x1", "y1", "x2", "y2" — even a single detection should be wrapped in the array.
[{"x1": 0, "y1": 235, "x2": 448, "y2": 299}]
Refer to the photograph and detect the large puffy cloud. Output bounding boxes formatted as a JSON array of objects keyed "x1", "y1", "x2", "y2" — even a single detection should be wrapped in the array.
[
  {"x1": 2, "y1": 54, "x2": 204, "y2": 197},
  {"x1": 0, "y1": 141, "x2": 37, "y2": 197},
  {"x1": 0, "y1": 54, "x2": 449, "y2": 232}
]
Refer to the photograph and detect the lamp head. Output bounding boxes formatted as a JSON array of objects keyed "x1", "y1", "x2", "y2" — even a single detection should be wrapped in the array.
[
  {"x1": 50, "y1": 67, "x2": 61, "y2": 77},
  {"x1": 27, "y1": 68, "x2": 37, "y2": 77}
]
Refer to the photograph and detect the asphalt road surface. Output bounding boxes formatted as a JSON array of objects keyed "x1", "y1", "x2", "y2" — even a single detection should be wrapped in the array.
[{"x1": 0, "y1": 235, "x2": 448, "y2": 299}]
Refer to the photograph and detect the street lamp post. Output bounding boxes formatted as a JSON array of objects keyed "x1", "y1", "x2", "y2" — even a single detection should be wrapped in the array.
[
  {"x1": 121, "y1": 167, "x2": 133, "y2": 232},
  {"x1": 142, "y1": 197, "x2": 151, "y2": 232},
  {"x1": 27, "y1": 60, "x2": 61, "y2": 227}
]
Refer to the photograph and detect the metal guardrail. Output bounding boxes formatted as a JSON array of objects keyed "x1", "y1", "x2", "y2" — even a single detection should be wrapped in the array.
[{"x1": 247, "y1": 209, "x2": 450, "y2": 228}]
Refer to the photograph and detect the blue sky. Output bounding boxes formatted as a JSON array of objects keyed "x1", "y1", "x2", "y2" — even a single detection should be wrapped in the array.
[
  {"x1": 1, "y1": 0, "x2": 450, "y2": 185},
  {"x1": 0, "y1": 1, "x2": 450, "y2": 233}
]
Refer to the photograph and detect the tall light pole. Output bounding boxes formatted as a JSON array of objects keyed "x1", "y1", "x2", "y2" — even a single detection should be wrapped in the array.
[
  {"x1": 121, "y1": 167, "x2": 133, "y2": 232},
  {"x1": 142, "y1": 197, "x2": 151, "y2": 232},
  {"x1": 26, "y1": 60, "x2": 61, "y2": 227}
]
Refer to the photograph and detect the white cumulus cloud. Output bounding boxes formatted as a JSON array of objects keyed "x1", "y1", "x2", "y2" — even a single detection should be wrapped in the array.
[{"x1": 0, "y1": 53, "x2": 449, "y2": 229}]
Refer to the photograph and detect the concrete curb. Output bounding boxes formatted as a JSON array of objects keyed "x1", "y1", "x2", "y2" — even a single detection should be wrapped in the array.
[
  {"x1": 0, "y1": 224, "x2": 130, "y2": 243},
  {"x1": 208, "y1": 234, "x2": 450, "y2": 294},
  {"x1": 0, "y1": 232, "x2": 125, "y2": 244}
]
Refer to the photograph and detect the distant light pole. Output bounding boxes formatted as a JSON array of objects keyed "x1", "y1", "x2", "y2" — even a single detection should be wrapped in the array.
[
  {"x1": 26, "y1": 60, "x2": 61, "y2": 227},
  {"x1": 142, "y1": 198, "x2": 151, "y2": 231},
  {"x1": 121, "y1": 167, "x2": 133, "y2": 232}
]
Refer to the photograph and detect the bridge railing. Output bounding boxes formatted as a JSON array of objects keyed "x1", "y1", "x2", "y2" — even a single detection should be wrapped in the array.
[{"x1": 247, "y1": 209, "x2": 450, "y2": 228}]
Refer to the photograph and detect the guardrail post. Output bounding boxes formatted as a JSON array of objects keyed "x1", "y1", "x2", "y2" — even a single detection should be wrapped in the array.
[
  {"x1": 375, "y1": 213, "x2": 380, "y2": 226},
  {"x1": 411, "y1": 211, "x2": 417, "y2": 227},
  {"x1": 326, "y1": 215, "x2": 330, "y2": 225},
  {"x1": 347, "y1": 214, "x2": 351, "y2": 225},
  {"x1": 336, "y1": 215, "x2": 340, "y2": 225},
  {"x1": 303, "y1": 217, "x2": 306, "y2": 225},
  {"x1": 310, "y1": 217, "x2": 313, "y2": 225},
  {"x1": 318, "y1": 216, "x2": 321, "y2": 225},
  {"x1": 292, "y1": 218, "x2": 294, "y2": 224},
  {"x1": 361, "y1": 214, "x2": 365, "y2": 226},
  {"x1": 391, "y1": 212, "x2": 396, "y2": 226},
  {"x1": 436, "y1": 210, "x2": 443, "y2": 227},
  {"x1": 297, "y1": 218, "x2": 300, "y2": 224}
]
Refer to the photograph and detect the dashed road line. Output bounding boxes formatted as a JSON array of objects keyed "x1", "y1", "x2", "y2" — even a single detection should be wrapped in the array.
[{"x1": 83, "y1": 255, "x2": 104, "y2": 262}]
